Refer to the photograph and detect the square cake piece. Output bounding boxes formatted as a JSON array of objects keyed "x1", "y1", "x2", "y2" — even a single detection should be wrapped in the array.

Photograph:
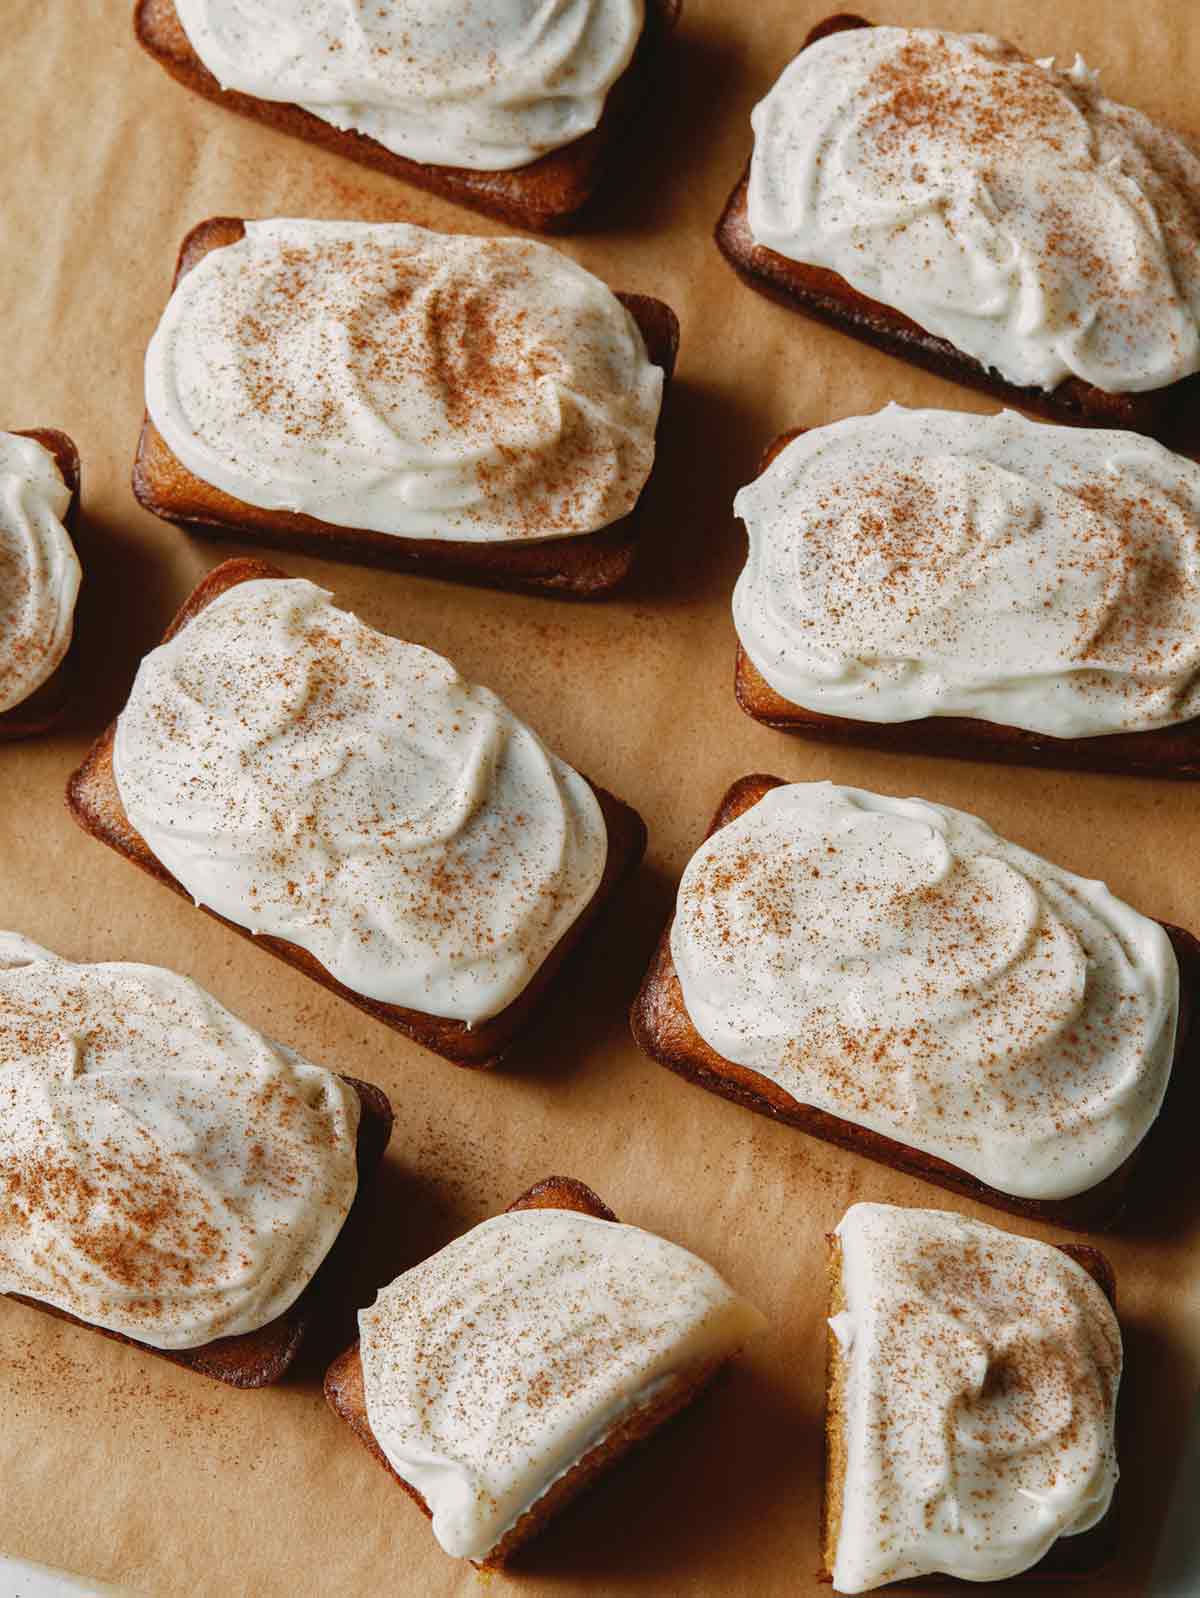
[
  {"x1": 823, "y1": 1203, "x2": 1120, "y2": 1590},
  {"x1": 325, "y1": 1176, "x2": 764, "y2": 1567}
]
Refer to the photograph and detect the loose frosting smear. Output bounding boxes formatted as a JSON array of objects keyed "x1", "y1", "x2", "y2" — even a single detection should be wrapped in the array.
[
  {"x1": 747, "y1": 27, "x2": 1200, "y2": 393},
  {"x1": 173, "y1": 0, "x2": 643, "y2": 171},
  {"x1": 671, "y1": 783, "x2": 1178, "y2": 1200},
  {"x1": 830, "y1": 1203, "x2": 1121, "y2": 1591},
  {"x1": 113, "y1": 577, "x2": 608, "y2": 1025},
  {"x1": 145, "y1": 219, "x2": 662, "y2": 542},
  {"x1": 359, "y1": 1207, "x2": 764, "y2": 1559},
  {"x1": 0, "y1": 434, "x2": 79, "y2": 714},
  {"x1": 734, "y1": 406, "x2": 1200, "y2": 738},
  {"x1": 0, "y1": 931, "x2": 360, "y2": 1350}
]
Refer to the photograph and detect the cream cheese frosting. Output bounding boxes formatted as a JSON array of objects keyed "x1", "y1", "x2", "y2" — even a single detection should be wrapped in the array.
[
  {"x1": 733, "y1": 406, "x2": 1200, "y2": 738},
  {"x1": 0, "y1": 433, "x2": 80, "y2": 715},
  {"x1": 358, "y1": 1207, "x2": 764, "y2": 1559},
  {"x1": 830, "y1": 1203, "x2": 1121, "y2": 1592},
  {"x1": 144, "y1": 219, "x2": 662, "y2": 543},
  {"x1": 112, "y1": 577, "x2": 608, "y2": 1026},
  {"x1": 173, "y1": 0, "x2": 643, "y2": 171},
  {"x1": 671, "y1": 782, "x2": 1178, "y2": 1201},
  {"x1": 746, "y1": 26, "x2": 1200, "y2": 393},
  {"x1": 0, "y1": 931, "x2": 360, "y2": 1350}
]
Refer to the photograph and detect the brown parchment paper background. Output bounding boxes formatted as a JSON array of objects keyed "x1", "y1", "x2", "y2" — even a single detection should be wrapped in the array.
[{"x1": 3, "y1": 1, "x2": 1200, "y2": 1593}]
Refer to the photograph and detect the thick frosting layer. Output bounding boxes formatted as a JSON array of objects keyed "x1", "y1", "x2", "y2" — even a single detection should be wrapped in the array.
[
  {"x1": 830, "y1": 1203, "x2": 1121, "y2": 1591},
  {"x1": 112, "y1": 578, "x2": 608, "y2": 1025},
  {"x1": 359, "y1": 1207, "x2": 764, "y2": 1559},
  {"x1": 0, "y1": 931, "x2": 360, "y2": 1350},
  {"x1": 174, "y1": 0, "x2": 643, "y2": 171},
  {"x1": 0, "y1": 433, "x2": 79, "y2": 714},
  {"x1": 145, "y1": 220, "x2": 662, "y2": 543},
  {"x1": 671, "y1": 783, "x2": 1177, "y2": 1200},
  {"x1": 747, "y1": 27, "x2": 1200, "y2": 393},
  {"x1": 733, "y1": 406, "x2": 1200, "y2": 738}
]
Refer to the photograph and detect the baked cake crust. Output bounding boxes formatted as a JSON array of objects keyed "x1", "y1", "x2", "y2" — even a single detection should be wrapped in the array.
[
  {"x1": 715, "y1": 15, "x2": 1200, "y2": 450},
  {"x1": 65, "y1": 557, "x2": 648, "y2": 1069},
  {"x1": 734, "y1": 430, "x2": 1200, "y2": 778},
  {"x1": 820, "y1": 1232, "x2": 1119, "y2": 1584},
  {"x1": 324, "y1": 1175, "x2": 730, "y2": 1569},
  {"x1": 133, "y1": 0, "x2": 681, "y2": 234},
  {"x1": 630, "y1": 774, "x2": 1200, "y2": 1230},
  {"x1": 7, "y1": 1075, "x2": 393, "y2": 1389},
  {"x1": 0, "y1": 429, "x2": 81, "y2": 742},
  {"x1": 131, "y1": 218, "x2": 681, "y2": 597}
]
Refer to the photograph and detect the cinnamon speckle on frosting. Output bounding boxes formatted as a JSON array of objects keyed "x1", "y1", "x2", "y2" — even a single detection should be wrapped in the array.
[
  {"x1": 145, "y1": 220, "x2": 663, "y2": 545},
  {"x1": 0, "y1": 434, "x2": 79, "y2": 716},
  {"x1": 0, "y1": 932, "x2": 359, "y2": 1350},
  {"x1": 671, "y1": 783, "x2": 1178, "y2": 1202},
  {"x1": 112, "y1": 577, "x2": 608, "y2": 1026},
  {"x1": 832, "y1": 1203, "x2": 1121, "y2": 1590}
]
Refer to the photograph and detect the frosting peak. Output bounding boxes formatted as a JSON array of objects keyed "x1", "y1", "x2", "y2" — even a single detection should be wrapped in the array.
[
  {"x1": 670, "y1": 782, "x2": 1177, "y2": 1200},
  {"x1": 747, "y1": 27, "x2": 1200, "y2": 393},
  {"x1": 0, "y1": 932, "x2": 360, "y2": 1350}
]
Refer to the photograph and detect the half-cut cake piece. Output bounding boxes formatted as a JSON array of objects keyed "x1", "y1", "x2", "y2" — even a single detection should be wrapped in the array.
[
  {"x1": 0, "y1": 429, "x2": 81, "y2": 740},
  {"x1": 133, "y1": 217, "x2": 679, "y2": 596},
  {"x1": 0, "y1": 931, "x2": 392, "y2": 1387},
  {"x1": 67, "y1": 559, "x2": 646, "y2": 1068},
  {"x1": 631, "y1": 776, "x2": 1198, "y2": 1229},
  {"x1": 325, "y1": 1175, "x2": 763, "y2": 1567},
  {"x1": 824, "y1": 1203, "x2": 1120, "y2": 1589},
  {"x1": 716, "y1": 15, "x2": 1200, "y2": 445},
  {"x1": 733, "y1": 407, "x2": 1200, "y2": 777}
]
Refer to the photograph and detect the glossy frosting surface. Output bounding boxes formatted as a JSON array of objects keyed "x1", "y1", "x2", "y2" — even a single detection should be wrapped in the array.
[
  {"x1": 174, "y1": 0, "x2": 643, "y2": 170},
  {"x1": 359, "y1": 1207, "x2": 764, "y2": 1559},
  {"x1": 747, "y1": 27, "x2": 1200, "y2": 393},
  {"x1": 734, "y1": 406, "x2": 1200, "y2": 738},
  {"x1": 830, "y1": 1203, "x2": 1121, "y2": 1591},
  {"x1": 0, "y1": 932, "x2": 360, "y2": 1350},
  {"x1": 671, "y1": 782, "x2": 1178, "y2": 1200},
  {"x1": 0, "y1": 433, "x2": 79, "y2": 715},
  {"x1": 113, "y1": 578, "x2": 608, "y2": 1025},
  {"x1": 145, "y1": 220, "x2": 662, "y2": 543}
]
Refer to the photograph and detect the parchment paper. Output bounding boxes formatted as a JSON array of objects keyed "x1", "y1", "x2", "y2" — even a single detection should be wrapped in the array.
[{"x1": 3, "y1": 2, "x2": 1199, "y2": 1593}]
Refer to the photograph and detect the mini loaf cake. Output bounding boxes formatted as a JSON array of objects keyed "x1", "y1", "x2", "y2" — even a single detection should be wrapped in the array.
[
  {"x1": 133, "y1": 217, "x2": 679, "y2": 595},
  {"x1": 324, "y1": 1175, "x2": 764, "y2": 1567},
  {"x1": 67, "y1": 558, "x2": 646, "y2": 1068},
  {"x1": 631, "y1": 776, "x2": 1200, "y2": 1228},
  {"x1": 733, "y1": 407, "x2": 1200, "y2": 777},
  {"x1": 824, "y1": 1204, "x2": 1121, "y2": 1590},
  {"x1": 0, "y1": 931, "x2": 392, "y2": 1387},
  {"x1": 716, "y1": 16, "x2": 1200, "y2": 442},
  {"x1": 0, "y1": 430, "x2": 81, "y2": 740},
  {"x1": 134, "y1": 0, "x2": 680, "y2": 232}
]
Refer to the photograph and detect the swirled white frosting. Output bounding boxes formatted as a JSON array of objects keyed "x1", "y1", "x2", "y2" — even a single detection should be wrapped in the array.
[
  {"x1": 173, "y1": 0, "x2": 643, "y2": 171},
  {"x1": 144, "y1": 220, "x2": 662, "y2": 544},
  {"x1": 0, "y1": 931, "x2": 360, "y2": 1350},
  {"x1": 733, "y1": 406, "x2": 1200, "y2": 738},
  {"x1": 359, "y1": 1206, "x2": 764, "y2": 1559},
  {"x1": 671, "y1": 783, "x2": 1178, "y2": 1201},
  {"x1": 112, "y1": 577, "x2": 608, "y2": 1025},
  {"x1": 747, "y1": 27, "x2": 1200, "y2": 393},
  {"x1": 0, "y1": 434, "x2": 79, "y2": 715},
  {"x1": 830, "y1": 1203, "x2": 1121, "y2": 1592}
]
